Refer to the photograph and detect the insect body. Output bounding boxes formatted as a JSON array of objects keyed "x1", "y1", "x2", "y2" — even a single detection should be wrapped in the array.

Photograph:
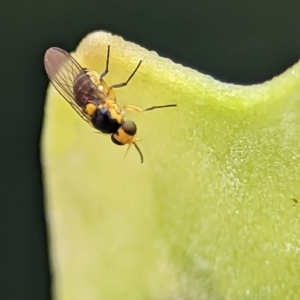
[{"x1": 44, "y1": 46, "x2": 176, "y2": 163}]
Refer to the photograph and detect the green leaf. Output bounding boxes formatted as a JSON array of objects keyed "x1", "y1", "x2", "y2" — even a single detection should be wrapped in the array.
[{"x1": 42, "y1": 31, "x2": 300, "y2": 300}]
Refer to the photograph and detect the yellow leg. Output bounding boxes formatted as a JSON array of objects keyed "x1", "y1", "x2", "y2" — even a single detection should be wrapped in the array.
[
  {"x1": 107, "y1": 87, "x2": 116, "y2": 100},
  {"x1": 122, "y1": 104, "x2": 177, "y2": 112},
  {"x1": 122, "y1": 105, "x2": 144, "y2": 112}
]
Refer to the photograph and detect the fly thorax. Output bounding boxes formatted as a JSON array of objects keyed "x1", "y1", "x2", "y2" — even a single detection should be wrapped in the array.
[{"x1": 91, "y1": 107, "x2": 120, "y2": 134}]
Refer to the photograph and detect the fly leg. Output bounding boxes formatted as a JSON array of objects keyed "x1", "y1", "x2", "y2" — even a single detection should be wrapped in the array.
[
  {"x1": 122, "y1": 104, "x2": 177, "y2": 112},
  {"x1": 98, "y1": 45, "x2": 117, "y2": 100},
  {"x1": 110, "y1": 60, "x2": 143, "y2": 89},
  {"x1": 100, "y1": 45, "x2": 110, "y2": 79}
]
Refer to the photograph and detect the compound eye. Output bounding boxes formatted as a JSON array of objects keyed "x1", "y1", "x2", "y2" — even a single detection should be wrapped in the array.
[{"x1": 121, "y1": 120, "x2": 137, "y2": 136}]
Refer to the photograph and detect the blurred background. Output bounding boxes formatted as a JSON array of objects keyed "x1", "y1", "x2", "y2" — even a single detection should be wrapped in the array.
[{"x1": 1, "y1": 0, "x2": 300, "y2": 299}]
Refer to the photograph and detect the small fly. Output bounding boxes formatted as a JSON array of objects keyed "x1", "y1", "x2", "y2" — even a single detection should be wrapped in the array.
[{"x1": 44, "y1": 46, "x2": 177, "y2": 163}]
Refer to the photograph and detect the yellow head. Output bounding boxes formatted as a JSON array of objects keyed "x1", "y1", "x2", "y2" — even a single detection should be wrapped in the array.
[{"x1": 111, "y1": 120, "x2": 143, "y2": 163}]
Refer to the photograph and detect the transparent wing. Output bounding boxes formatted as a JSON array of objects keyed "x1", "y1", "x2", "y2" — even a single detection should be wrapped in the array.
[{"x1": 44, "y1": 47, "x2": 101, "y2": 124}]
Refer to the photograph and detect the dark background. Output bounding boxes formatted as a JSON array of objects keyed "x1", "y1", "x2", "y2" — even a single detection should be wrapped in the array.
[{"x1": 1, "y1": 0, "x2": 300, "y2": 299}]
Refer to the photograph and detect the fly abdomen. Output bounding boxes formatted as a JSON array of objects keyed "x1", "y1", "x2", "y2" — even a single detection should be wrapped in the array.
[{"x1": 73, "y1": 69, "x2": 98, "y2": 107}]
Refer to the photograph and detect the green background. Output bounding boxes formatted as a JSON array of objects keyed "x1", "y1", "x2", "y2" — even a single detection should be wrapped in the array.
[{"x1": 1, "y1": 0, "x2": 300, "y2": 299}]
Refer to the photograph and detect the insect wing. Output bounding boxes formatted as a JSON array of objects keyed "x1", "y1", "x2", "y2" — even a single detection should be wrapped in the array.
[{"x1": 44, "y1": 47, "x2": 100, "y2": 123}]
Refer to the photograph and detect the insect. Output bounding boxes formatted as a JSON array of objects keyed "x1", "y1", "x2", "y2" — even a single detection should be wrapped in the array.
[{"x1": 44, "y1": 46, "x2": 177, "y2": 163}]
